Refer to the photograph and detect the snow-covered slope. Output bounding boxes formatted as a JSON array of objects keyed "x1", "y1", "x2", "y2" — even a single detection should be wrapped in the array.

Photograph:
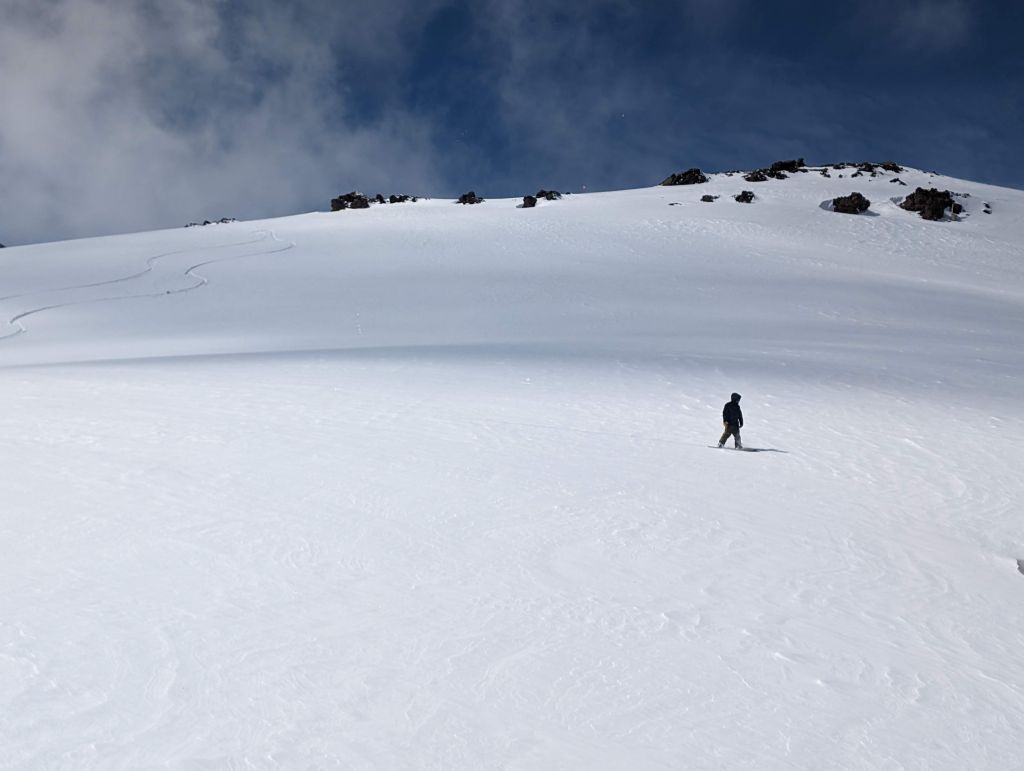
[{"x1": 1, "y1": 165, "x2": 1023, "y2": 769}]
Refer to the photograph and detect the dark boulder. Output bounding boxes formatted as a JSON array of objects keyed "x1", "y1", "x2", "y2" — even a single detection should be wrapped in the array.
[
  {"x1": 375, "y1": 194, "x2": 386, "y2": 204},
  {"x1": 880, "y1": 161, "x2": 903, "y2": 173},
  {"x1": 832, "y1": 192, "x2": 871, "y2": 214},
  {"x1": 770, "y1": 158, "x2": 805, "y2": 174},
  {"x1": 900, "y1": 187, "x2": 963, "y2": 220},
  {"x1": 743, "y1": 170, "x2": 768, "y2": 182},
  {"x1": 535, "y1": 189, "x2": 562, "y2": 200},
  {"x1": 701, "y1": 194, "x2": 718, "y2": 203},
  {"x1": 331, "y1": 191, "x2": 370, "y2": 211},
  {"x1": 734, "y1": 190, "x2": 755, "y2": 203},
  {"x1": 522, "y1": 195, "x2": 537, "y2": 208},
  {"x1": 661, "y1": 168, "x2": 708, "y2": 186},
  {"x1": 185, "y1": 217, "x2": 237, "y2": 227},
  {"x1": 388, "y1": 194, "x2": 416, "y2": 203},
  {"x1": 890, "y1": 177, "x2": 908, "y2": 186},
  {"x1": 457, "y1": 191, "x2": 484, "y2": 204}
]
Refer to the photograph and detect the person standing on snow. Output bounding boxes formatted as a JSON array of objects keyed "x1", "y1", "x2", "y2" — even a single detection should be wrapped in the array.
[{"x1": 718, "y1": 392, "x2": 743, "y2": 449}]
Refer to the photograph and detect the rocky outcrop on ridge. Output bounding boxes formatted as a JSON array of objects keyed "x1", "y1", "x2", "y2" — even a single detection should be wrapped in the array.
[
  {"x1": 661, "y1": 168, "x2": 708, "y2": 186},
  {"x1": 832, "y1": 192, "x2": 871, "y2": 214},
  {"x1": 331, "y1": 192, "x2": 371, "y2": 211},
  {"x1": 457, "y1": 191, "x2": 484, "y2": 205},
  {"x1": 330, "y1": 192, "x2": 419, "y2": 211},
  {"x1": 770, "y1": 158, "x2": 806, "y2": 174},
  {"x1": 522, "y1": 189, "x2": 562, "y2": 208},
  {"x1": 185, "y1": 217, "x2": 238, "y2": 227},
  {"x1": 900, "y1": 187, "x2": 963, "y2": 221}
]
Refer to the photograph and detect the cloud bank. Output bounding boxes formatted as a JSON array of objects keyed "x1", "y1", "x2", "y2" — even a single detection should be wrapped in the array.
[{"x1": 0, "y1": 0, "x2": 444, "y2": 245}]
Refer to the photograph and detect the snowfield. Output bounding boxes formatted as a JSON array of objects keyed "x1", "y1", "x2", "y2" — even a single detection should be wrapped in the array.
[{"x1": 1, "y1": 166, "x2": 1023, "y2": 769}]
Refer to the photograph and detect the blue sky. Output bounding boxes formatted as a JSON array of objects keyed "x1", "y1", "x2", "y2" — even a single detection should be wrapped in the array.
[{"x1": 1, "y1": 0, "x2": 1021, "y2": 245}]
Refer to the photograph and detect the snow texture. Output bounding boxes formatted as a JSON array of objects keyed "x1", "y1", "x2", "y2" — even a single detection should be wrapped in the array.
[{"x1": 1, "y1": 166, "x2": 1023, "y2": 769}]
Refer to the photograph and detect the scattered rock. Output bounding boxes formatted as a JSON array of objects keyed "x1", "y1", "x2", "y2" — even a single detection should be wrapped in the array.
[
  {"x1": 388, "y1": 194, "x2": 416, "y2": 203},
  {"x1": 983, "y1": 202, "x2": 992, "y2": 214},
  {"x1": 890, "y1": 177, "x2": 908, "y2": 186},
  {"x1": 880, "y1": 161, "x2": 903, "y2": 173},
  {"x1": 661, "y1": 168, "x2": 708, "y2": 185},
  {"x1": 185, "y1": 217, "x2": 238, "y2": 227},
  {"x1": 851, "y1": 171, "x2": 864, "y2": 178},
  {"x1": 457, "y1": 191, "x2": 484, "y2": 205},
  {"x1": 701, "y1": 194, "x2": 718, "y2": 203},
  {"x1": 331, "y1": 191, "x2": 370, "y2": 211},
  {"x1": 375, "y1": 194, "x2": 386, "y2": 204},
  {"x1": 820, "y1": 169, "x2": 831, "y2": 178},
  {"x1": 734, "y1": 190, "x2": 755, "y2": 203},
  {"x1": 535, "y1": 189, "x2": 562, "y2": 200},
  {"x1": 832, "y1": 192, "x2": 871, "y2": 214},
  {"x1": 900, "y1": 187, "x2": 963, "y2": 221},
  {"x1": 522, "y1": 195, "x2": 537, "y2": 208},
  {"x1": 1018, "y1": 559, "x2": 1024, "y2": 575},
  {"x1": 770, "y1": 158, "x2": 805, "y2": 174},
  {"x1": 743, "y1": 170, "x2": 768, "y2": 183}
]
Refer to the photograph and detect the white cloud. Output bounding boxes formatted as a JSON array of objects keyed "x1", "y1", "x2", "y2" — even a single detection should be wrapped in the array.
[{"x1": 0, "y1": 0, "x2": 445, "y2": 245}]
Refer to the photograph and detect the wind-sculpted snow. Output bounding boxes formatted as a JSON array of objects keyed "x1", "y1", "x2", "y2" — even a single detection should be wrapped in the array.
[{"x1": 0, "y1": 167, "x2": 1022, "y2": 769}]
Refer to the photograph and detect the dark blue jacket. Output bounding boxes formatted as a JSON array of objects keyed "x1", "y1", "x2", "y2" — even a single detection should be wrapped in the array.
[{"x1": 723, "y1": 397, "x2": 743, "y2": 427}]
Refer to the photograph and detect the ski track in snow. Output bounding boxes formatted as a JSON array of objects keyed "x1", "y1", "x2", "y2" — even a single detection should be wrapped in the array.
[{"x1": 0, "y1": 229, "x2": 294, "y2": 341}]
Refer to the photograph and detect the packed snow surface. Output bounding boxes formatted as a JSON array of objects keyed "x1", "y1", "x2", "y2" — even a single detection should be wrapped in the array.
[{"x1": 1, "y1": 166, "x2": 1023, "y2": 769}]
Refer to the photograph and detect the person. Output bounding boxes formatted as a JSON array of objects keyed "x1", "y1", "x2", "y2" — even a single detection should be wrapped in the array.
[{"x1": 718, "y1": 392, "x2": 743, "y2": 449}]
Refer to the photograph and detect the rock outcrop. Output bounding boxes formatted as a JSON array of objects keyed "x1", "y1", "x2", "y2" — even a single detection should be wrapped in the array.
[
  {"x1": 457, "y1": 191, "x2": 484, "y2": 205},
  {"x1": 331, "y1": 192, "x2": 370, "y2": 211},
  {"x1": 701, "y1": 194, "x2": 718, "y2": 203},
  {"x1": 661, "y1": 168, "x2": 708, "y2": 186},
  {"x1": 770, "y1": 158, "x2": 805, "y2": 174},
  {"x1": 743, "y1": 170, "x2": 768, "y2": 182},
  {"x1": 185, "y1": 217, "x2": 237, "y2": 227},
  {"x1": 734, "y1": 190, "x2": 755, "y2": 203},
  {"x1": 832, "y1": 192, "x2": 871, "y2": 214},
  {"x1": 900, "y1": 187, "x2": 963, "y2": 220},
  {"x1": 522, "y1": 195, "x2": 537, "y2": 208}
]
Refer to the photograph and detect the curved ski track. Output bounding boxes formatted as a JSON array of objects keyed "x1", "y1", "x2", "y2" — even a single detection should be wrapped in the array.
[{"x1": 0, "y1": 230, "x2": 294, "y2": 342}]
